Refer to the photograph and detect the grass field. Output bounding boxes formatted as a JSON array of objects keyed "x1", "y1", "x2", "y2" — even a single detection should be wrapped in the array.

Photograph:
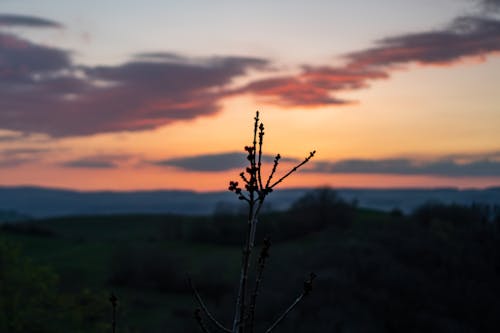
[{"x1": 1, "y1": 201, "x2": 500, "y2": 332}]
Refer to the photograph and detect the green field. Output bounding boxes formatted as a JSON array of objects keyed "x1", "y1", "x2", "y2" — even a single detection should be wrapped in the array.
[{"x1": 1, "y1": 198, "x2": 500, "y2": 332}]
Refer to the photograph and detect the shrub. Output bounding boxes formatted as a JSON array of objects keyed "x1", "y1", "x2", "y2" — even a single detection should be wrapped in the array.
[
  {"x1": 287, "y1": 187, "x2": 355, "y2": 231},
  {"x1": 109, "y1": 245, "x2": 186, "y2": 292},
  {"x1": 0, "y1": 239, "x2": 109, "y2": 333},
  {"x1": 412, "y1": 201, "x2": 489, "y2": 228}
]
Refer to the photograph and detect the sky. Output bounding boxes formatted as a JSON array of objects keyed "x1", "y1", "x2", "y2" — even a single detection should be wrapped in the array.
[{"x1": 0, "y1": 0, "x2": 499, "y2": 191}]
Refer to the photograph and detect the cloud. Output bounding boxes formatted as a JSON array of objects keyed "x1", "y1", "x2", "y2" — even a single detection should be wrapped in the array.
[
  {"x1": 240, "y1": 15, "x2": 500, "y2": 107},
  {"x1": 0, "y1": 147, "x2": 51, "y2": 167},
  {"x1": 0, "y1": 32, "x2": 71, "y2": 78},
  {"x1": 0, "y1": 130, "x2": 23, "y2": 142},
  {"x1": 0, "y1": 14, "x2": 62, "y2": 28},
  {"x1": 346, "y1": 16, "x2": 500, "y2": 68},
  {"x1": 0, "y1": 30, "x2": 268, "y2": 136},
  {"x1": 309, "y1": 155, "x2": 500, "y2": 177},
  {"x1": 154, "y1": 152, "x2": 298, "y2": 172},
  {"x1": 236, "y1": 67, "x2": 388, "y2": 107},
  {"x1": 476, "y1": 0, "x2": 500, "y2": 11},
  {"x1": 61, "y1": 155, "x2": 126, "y2": 169},
  {"x1": 1, "y1": 10, "x2": 499, "y2": 136}
]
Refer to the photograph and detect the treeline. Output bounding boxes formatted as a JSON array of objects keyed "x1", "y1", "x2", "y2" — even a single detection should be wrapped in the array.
[{"x1": 162, "y1": 188, "x2": 357, "y2": 245}]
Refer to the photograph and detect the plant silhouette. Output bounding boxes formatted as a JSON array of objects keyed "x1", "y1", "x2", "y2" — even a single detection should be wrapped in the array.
[{"x1": 189, "y1": 111, "x2": 316, "y2": 333}]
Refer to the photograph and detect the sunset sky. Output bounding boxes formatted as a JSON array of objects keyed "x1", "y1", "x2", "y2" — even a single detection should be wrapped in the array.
[{"x1": 1, "y1": 0, "x2": 499, "y2": 191}]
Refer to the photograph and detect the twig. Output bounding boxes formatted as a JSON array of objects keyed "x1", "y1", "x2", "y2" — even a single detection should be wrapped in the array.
[
  {"x1": 195, "y1": 308, "x2": 212, "y2": 333},
  {"x1": 257, "y1": 122, "x2": 265, "y2": 191},
  {"x1": 264, "y1": 273, "x2": 316, "y2": 333},
  {"x1": 270, "y1": 151, "x2": 316, "y2": 189},
  {"x1": 264, "y1": 154, "x2": 281, "y2": 190},
  {"x1": 189, "y1": 278, "x2": 231, "y2": 333}
]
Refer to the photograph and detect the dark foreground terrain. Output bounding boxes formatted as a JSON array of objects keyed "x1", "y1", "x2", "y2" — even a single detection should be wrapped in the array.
[{"x1": 1, "y1": 189, "x2": 500, "y2": 332}]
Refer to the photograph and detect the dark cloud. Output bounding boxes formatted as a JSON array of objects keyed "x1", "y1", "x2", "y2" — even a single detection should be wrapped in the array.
[
  {"x1": 240, "y1": 15, "x2": 500, "y2": 107},
  {"x1": 0, "y1": 30, "x2": 268, "y2": 136},
  {"x1": 477, "y1": 0, "x2": 500, "y2": 11},
  {"x1": 154, "y1": 152, "x2": 298, "y2": 172},
  {"x1": 134, "y1": 52, "x2": 186, "y2": 62},
  {"x1": 0, "y1": 14, "x2": 62, "y2": 28},
  {"x1": 61, "y1": 156, "x2": 120, "y2": 169},
  {"x1": 0, "y1": 32, "x2": 71, "y2": 79},
  {"x1": 347, "y1": 16, "x2": 500, "y2": 68},
  {"x1": 309, "y1": 156, "x2": 500, "y2": 177}
]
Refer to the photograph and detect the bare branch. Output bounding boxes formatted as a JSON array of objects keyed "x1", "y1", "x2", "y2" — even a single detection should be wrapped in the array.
[
  {"x1": 189, "y1": 278, "x2": 231, "y2": 333},
  {"x1": 252, "y1": 111, "x2": 259, "y2": 165},
  {"x1": 264, "y1": 154, "x2": 281, "y2": 190},
  {"x1": 265, "y1": 294, "x2": 304, "y2": 333},
  {"x1": 248, "y1": 237, "x2": 271, "y2": 333},
  {"x1": 257, "y1": 122, "x2": 265, "y2": 191},
  {"x1": 229, "y1": 112, "x2": 316, "y2": 333},
  {"x1": 233, "y1": 200, "x2": 256, "y2": 332},
  {"x1": 270, "y1": 150, "x2": 316, "y2": 189},
  {"x1": 264, "y1": 273, "x2": 316, "y2": 333}
]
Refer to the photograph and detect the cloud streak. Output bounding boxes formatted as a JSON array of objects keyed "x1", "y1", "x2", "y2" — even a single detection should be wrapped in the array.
[
  {"x1": 61, "y1": 155, "x2": 131, "y2": 169},
  {"x1": 0, "y1": 147, "x2": 51, "y2": 167},
  {"x1": 0, "y1": 14, "x2": 62, "y2": 28},
  {"x1": 154, "y1": 152, "x2": 298, "y2": 172},
  {"x1": 150, "y1": 151, "x2": 500, "y2": 177},
  {"x1": 309, "y1": 155, "x2": 500, "y2": 177}
]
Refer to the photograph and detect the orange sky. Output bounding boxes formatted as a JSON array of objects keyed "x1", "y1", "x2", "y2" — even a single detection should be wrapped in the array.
[{"x1": 1, "y1": 2, "x2": 500, "y2": 191}]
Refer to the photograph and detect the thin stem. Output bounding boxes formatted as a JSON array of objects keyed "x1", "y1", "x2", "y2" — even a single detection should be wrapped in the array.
[
  {"x1": 189, "y1": 278, "x2": 231, "y2": 333},
  {"x1": 264, "y1": 294, "x2": 304, "y2": 333},
  {"x1": 252, "y1": 111, "x2": 259, "y2": 162},
  {"x1": 233, "y1": 199, "x2": 255, "y2": 333},
  {"x1": 265, "y1": 154, "x2": 280, "y2": 189},
  {"x1": 264, "y1": 273, "x2": 316, "y2": 333},
  {"x1": 270, "y1": 151, "x2": 315, "y2": 189},
  {"x1": 257, "y1": 123, "x2": 264, "y2": 192},
  {"x1": 248, "y1": 238, "x2": 271, "y2": 333}
]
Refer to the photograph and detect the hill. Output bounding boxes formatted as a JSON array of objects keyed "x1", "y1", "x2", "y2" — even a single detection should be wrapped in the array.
[{"x1": 1, "y1": 186, "x2": 500, "y2": 220}]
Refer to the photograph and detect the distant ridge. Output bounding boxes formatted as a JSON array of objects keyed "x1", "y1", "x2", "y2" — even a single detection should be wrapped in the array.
[{"x1": 1, "y1": 186, "x2": 499, "y2": 220}]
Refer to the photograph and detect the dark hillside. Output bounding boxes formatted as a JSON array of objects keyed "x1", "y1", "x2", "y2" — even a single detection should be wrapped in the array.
[{"x1": 1, "y1": 192, "x2": 499, "y2": 332}]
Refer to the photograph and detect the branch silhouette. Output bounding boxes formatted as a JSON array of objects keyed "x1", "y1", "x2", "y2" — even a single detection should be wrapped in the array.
[{"x1": 191, "y1": 111, "x2": 316, "y2": 333}]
